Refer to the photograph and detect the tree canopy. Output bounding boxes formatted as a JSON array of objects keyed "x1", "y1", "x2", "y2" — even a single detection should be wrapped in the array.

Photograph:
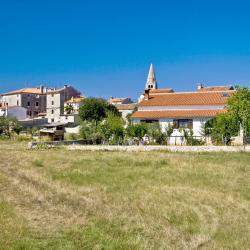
[
  {"x1": 79, "y1": 98, "x2": 120, "y2": 123},
  {"x1": 205, "y1": 86, "x2": 250, "y2": 144}
]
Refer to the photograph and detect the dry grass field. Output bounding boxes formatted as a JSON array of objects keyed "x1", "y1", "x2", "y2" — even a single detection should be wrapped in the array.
[{"x1": 0, "y1": 141, "x2": 250, "y2": 249}]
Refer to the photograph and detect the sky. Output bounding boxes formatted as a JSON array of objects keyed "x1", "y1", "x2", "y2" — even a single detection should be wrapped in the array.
[{"x1": 0, "y1": 0, "x2": 250, "y2": 100}]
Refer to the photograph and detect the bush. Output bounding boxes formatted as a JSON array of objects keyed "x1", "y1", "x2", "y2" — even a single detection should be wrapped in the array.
[
  {"x1": 146, "y1": 123, "x2": 167, "y2": 145},
  {"x1": 126, "y1": 123, "x2": 148, "y2": 141}
]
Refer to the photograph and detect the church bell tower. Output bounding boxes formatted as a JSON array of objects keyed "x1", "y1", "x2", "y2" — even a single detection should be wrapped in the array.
[{"x1": 145, "y1": 63, "x2": 158, "y2": 90}]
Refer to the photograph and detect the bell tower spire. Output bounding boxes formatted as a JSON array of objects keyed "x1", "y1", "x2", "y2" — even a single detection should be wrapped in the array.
[{"x1": 145, "y1": 63, "x2": 157, "y2": 90}]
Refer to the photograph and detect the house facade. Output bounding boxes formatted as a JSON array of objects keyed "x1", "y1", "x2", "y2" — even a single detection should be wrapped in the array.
[
  {"x1": 131, "y1": 64, "x2": 235, "y2": 137},
  {"x1": 0, "y1": 106, "x2": 27, "y2": 120},
  {"x1": 64, "y1": 96, "x2": 85, "y2": 114},
  {"x1": 108, "y1": 97, "x2": 137, "y2": 120},
  {"x1": 46, "y1": 85, "x2": 81, "y2": 123},
  {"x1": 0, "y1": 86, "x2": 53, "y2": 119}
]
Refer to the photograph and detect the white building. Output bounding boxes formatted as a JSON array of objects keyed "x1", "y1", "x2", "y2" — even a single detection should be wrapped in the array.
[
  {"x1": 64, "y1": 96, "x2": 85, "y2": 114},
  {"x1": 131, "y1": 64, "x2": 235, "y2": 138},
  {"x1": 46, "y1": 85, "x2": 81, "y2": 123},
  {"x1": 0, "y1": 106, "x2": 27, "y2": 120}
]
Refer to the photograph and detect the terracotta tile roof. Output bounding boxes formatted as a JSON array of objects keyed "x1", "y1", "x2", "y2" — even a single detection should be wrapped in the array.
[
  {"x1": 139, "y1": 90, "x2": 235, "y2": 107},
  {"x1": 149, "y1": 88, "x2": 174, "y2": 94},
  {"x1": 3, "y1": 88, "x2": 44, "y2": 95},
  {"x1": 115, "y1": 103, "x2": 137, "y2": 110},
  {"x1": 108, "y1": 97, "x2": 132, "y2": 104},
  {"x1": 197, "y1": 85, "x2": 234, "y2": 92},
  {"x1": 65, "y1": 96, "x2": 85, "y2": 104},
  {"x1": 131, "y1": 109, "x2": 226, "y2": 119}
]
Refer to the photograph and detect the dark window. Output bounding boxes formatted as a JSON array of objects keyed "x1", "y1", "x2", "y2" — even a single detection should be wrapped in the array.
[
  {"x1": 36, "y1": 101, "x2": 39, "y2": 107},
  {"x1": 51, "y1": 101, "x2": 54, "y2": 105},
  {"x1": 51, "y1": 110, "x2": 54, "y2": 114},
  {"x1": 17, "y1": 101, "x2": 19, "y2": 106},
  {"x1": 51, "y1": 118, "x2": 54, "y2": 123},
  {"x1": 173, "y1": 119, "x2": 193, "y2": 129},
  {"x1": 140, "y1": 120, "x2": 158, "y2": 124},
  {"x1": 27, "y1": 101, "x2": 30, "y2": 107}
]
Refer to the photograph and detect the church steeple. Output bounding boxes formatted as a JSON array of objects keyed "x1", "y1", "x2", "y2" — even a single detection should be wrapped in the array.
[{"x1": 145, "y1": 63, "x2": 157, "y2": 90}]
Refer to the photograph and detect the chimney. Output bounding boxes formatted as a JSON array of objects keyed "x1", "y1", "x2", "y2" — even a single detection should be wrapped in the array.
[
  {"x1": 40, "y1": 85, "x2": 44, "y2": 94},
  {"x1": 144, "y1": 89, "x2": 150, "y2": 100},
  {"x1": 197, "y1": 83, "x2": 204, "y2": 90}
]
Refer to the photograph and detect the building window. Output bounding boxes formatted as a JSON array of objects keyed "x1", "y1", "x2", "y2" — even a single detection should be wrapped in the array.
[
  {"x1": 51, "y1": 110, "x2": 54, "y2": 114},
  {"x1": 36, "y1": 101, "x2": 39, "y2": 107},
  {"x1": 51, "y1": 94, "x2": 54, "y2": 97},
  {"x1": 51, "y1": 118, "x2": 54, "y2": 123},
  {"x1": 51, "y1": 101, "x2": 54, "y2": 105},
  {"x1": 27, "y1": 101, "x2": 30, "y2": 107},
  {"x1": 17, "y1": 100, "x2": 19, "y2": 106},
  {"x1": 140, "y1": 120, "x2": 158, "y2": 124},
  {"x1": 173, "y1": 119, "x2": 193, "y2": 129}
]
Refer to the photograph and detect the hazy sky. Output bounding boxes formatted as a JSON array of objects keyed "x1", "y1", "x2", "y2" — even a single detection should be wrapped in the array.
[{"x1": 0, "y1": 0, "x2": 250, "y2": 99}]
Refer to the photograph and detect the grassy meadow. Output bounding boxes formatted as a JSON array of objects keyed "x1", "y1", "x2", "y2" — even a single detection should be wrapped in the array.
[{"x1": 0, "y1": 141, "x2": 250, "y2": 249}]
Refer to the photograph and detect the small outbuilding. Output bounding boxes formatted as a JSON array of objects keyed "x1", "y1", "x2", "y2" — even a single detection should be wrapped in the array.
[{"x1": 39, "y1": 123, "x2": 65, "y2": 141}]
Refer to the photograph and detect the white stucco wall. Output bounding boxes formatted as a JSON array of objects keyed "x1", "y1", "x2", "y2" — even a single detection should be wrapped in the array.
[
  {"x1": 132, "y1": 117, "x2": 212, "y2": 137},
  {"x1": 7, "y1": 107, "x2": 27, "y2": 120}
]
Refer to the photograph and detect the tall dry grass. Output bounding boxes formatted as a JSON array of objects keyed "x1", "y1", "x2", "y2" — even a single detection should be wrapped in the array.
[{"x1": 0, "y1": 141, "x2": 250, "y2": 249}]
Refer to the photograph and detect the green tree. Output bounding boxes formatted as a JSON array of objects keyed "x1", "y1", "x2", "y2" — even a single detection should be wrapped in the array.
[
  {"x1": 146, "y1": 123, "x2": 167, "y2": 145},
  {"x1": 79, "y1": 98, "x2": 120, "y2": 124},
  {"x1": 126, "y1": 123, "x2": 148, "y2": 140},
  {"x1": 64, "y1": 104, "x2": 74, "y2": 114},
  {"x1": 98, "y1": 112, "x2": 125, "y2": 144},
  {"x1": 0, "y1": 117, "x2": 22, "y2": 137},
  {"x1": 208, "y1": 113, "x2": 239, "y2": 145},
  {"x1": 227, "y1": 87, "x2": 250, "y2": 136}
]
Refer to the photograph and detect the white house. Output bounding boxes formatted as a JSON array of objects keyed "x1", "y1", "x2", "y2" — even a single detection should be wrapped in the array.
[
  {"x1": 0, "y1": 106, "x2": 27, "y2": 120},
  {"x1": 131, "y1": 64, "x2": 235, "y2": 138}
]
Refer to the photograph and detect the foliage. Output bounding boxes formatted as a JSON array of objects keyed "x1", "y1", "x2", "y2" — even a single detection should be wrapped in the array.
[
  {"x1": 64, "y1": 104, "x2": 74, "y2": 114},
  {"x1": 27, "y1": 126, "x2": 39, "y2": 136},
  {"x1": 203, "y1": 87, "x2": 250, "y2": 144},
  {"x1": 126, "y1": 123, "x2": 148, "y2": 140},
  {"x1": 227, "y1": 87, "x2": 250, "y2": 136},
  {"x1": 79, "y1": 120, "x2": 103, "y2": 144},
  {"x1": 146, "y1": 123, "x2": 167, "y2": 145},
  {"x1": 165, "y1": 124, "x2": 174, "y2": 138},
  {"x1": 183, "y1": 129, "x2": 205, "y2": 146},
  {"x1": 209, "y1": 113, "x2": 239, "y2": 145},
  {"x1": 64, "y1": 133, "x2": 81, "y2": 141},
  {"x1": 0, "y1": 116, "x2": 23, "y2": 137},
  {"x1": 98, "y1": 112, "x2": 125, "y2": 145},
  {"x1": 79, "y1": 98, "x2": 120, "y2": 123}
]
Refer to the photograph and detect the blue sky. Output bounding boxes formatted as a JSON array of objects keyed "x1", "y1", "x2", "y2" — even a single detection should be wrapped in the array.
[{"x1": 0, "y1": 0, "x2": 250, "y2": 99}]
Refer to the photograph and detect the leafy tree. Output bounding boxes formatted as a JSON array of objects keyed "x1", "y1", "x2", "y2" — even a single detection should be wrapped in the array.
[
  {"x1": 203, "y1": 87, "x2": 250, "y2": 144},
  {"x1": 0, "y1": 117, "x2": 22, "y2": 137},
  {"x1": 98, "y1": 112, "x2": 125, "y2": 144},
  {"x1": 64, "y1": 104, "x2": 74, "y2": 114},
  {"x1": 126, "y1": 123, "x2": 148, "y2": 140},
  {"x1": 227, "y1": 87, "x2": 250, "y2": 136},
  {"x1": 79, "y1": 120, "x2": 103, "y2": 144},
  {"x1": 79, "y1": 98, "x2": 120, "y2": 124},
  {"x1": 207, "y1": 113, "x2": 239, "y2": 145},
  {"x1": 146, "y1": 123, "x2": 167, "y2": 145}
]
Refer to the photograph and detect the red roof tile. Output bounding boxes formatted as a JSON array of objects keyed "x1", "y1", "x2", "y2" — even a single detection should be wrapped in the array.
[
  {"x1": 139, "y1": 90, "x2": 235, "y2": 107},
  {"x1": 131, "y1": 109, "x2": 226, "y2": 119}
]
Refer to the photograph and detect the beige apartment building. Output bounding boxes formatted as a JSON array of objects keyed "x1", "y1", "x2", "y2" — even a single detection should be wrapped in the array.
[
  {"x1": 0, "y1": 86, "x2": 52, "y2": 118},
  {"x1": 46, "y1": 85, "x2": 81, "y2": 123}
]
